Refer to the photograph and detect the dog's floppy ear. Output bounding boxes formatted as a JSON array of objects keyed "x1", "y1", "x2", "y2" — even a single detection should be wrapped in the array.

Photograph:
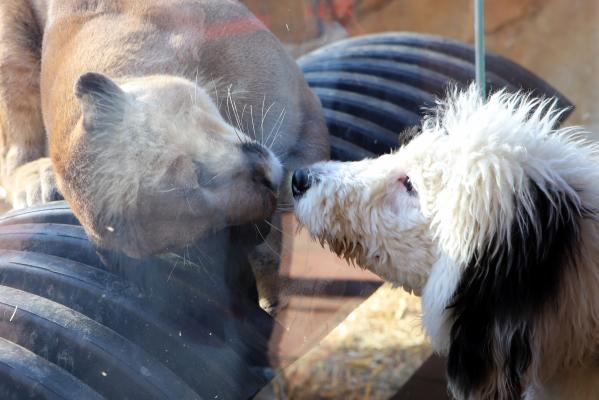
[{"x1": 445, "y1": 179, "x2": 583, "y2": 399}]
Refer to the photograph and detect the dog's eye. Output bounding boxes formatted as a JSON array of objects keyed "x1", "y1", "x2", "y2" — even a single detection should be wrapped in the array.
[{"x1": 403, "y1": 176, "x2": 415, "y2": 194}]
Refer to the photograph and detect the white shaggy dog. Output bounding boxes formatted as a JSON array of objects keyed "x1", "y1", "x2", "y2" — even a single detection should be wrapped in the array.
[{"x1": 292, "y1": 86, "x2": 599, "y2": 399}]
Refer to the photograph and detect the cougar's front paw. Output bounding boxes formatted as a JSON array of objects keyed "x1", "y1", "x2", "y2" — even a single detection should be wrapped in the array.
[
  {"x1": 249, "y1": 245, "x2": 290, "y2": 316},
  {"x1": 9, "y1": 158, "x2": 62, "y2": 209}
]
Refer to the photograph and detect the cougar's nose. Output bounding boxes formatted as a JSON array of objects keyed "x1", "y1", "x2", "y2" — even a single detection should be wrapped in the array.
[
  {"x1": 292, "y1": 168, "x2": 312, "y2": 198},
  {"x1": 241, "y1": 142, "x2": 281, "y2": 191}
]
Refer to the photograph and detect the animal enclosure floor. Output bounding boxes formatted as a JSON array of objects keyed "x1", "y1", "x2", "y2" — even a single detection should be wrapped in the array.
[{"x1": 390, "y1": 355, "x2": 450, "y2": 400}]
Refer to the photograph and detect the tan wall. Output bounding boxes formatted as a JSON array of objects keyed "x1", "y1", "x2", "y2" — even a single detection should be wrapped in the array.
[{"x1": 243, "y1": 0, "x2": 599, "y2": 133}]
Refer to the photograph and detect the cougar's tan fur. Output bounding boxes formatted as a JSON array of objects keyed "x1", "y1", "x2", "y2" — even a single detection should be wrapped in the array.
[
  {"x1": 0, "y1": 0, "x2": 328, "y2": 308},
  {"x1": 0, "y1": 0, "x2": 328, "y2": 310}
]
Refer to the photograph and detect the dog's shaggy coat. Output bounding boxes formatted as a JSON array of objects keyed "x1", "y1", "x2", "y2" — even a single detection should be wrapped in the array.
[{"x1": 294, "y1": 86, "x2": 599, "y2": 399}]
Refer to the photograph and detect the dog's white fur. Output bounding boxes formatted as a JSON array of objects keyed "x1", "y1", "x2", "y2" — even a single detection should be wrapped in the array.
[{"x1": 294, "y1": 86, "x2": 599, "y2": 399}]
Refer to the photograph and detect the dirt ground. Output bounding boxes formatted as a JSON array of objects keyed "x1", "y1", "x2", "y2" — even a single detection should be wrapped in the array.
[{"x1": 258, "y1": 284, "x2": 431, "y2": 400}]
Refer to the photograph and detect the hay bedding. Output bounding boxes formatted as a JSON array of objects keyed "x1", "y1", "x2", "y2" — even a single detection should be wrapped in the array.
[{"x1": 257, "y1": 285, "x2": 431, "y2": 399}]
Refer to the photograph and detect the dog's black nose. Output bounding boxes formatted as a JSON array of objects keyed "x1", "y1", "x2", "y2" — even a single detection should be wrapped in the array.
[{"x1": 292, "y1": 168, "x2": 312, "y2": 198}]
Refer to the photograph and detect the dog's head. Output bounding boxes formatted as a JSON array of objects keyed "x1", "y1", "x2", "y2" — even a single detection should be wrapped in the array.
[
  {"x1": 294, "y1": 85, "x2": 596, "y2": 398},
  {"x1": 292, "y1": 152, "x2": 435, "y2": 294}
]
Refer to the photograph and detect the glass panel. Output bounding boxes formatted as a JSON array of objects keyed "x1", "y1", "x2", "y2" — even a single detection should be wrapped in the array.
[{"x1": 0, "y1": 1, "x2": 595, "y2": 399}]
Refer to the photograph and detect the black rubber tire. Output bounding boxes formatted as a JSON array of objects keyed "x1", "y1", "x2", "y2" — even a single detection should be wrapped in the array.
[
  {"x1": 299, "y1": 32, "x2": 574, "y2": 160},
  {"x1": 0, "y1": 336, "x2": 104, "y2": 400},
  {"x1": 0, "y1": 204, "x2": 275, "y2": 399}
]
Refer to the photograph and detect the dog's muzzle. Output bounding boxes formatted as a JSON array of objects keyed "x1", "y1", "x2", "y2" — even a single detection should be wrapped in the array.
[{"x1": 292, "y1": 168, "x2": 312, "y2": 198}]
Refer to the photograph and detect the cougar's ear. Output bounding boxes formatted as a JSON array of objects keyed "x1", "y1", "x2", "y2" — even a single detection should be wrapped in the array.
[{"x1": 75, "y1": 72, "x2": 129, "y2": 132}]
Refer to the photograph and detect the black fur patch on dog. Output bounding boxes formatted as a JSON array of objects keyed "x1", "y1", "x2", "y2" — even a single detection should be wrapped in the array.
[{"x1": 446, "y1": 180, "x2": 583, "y2": 399}]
